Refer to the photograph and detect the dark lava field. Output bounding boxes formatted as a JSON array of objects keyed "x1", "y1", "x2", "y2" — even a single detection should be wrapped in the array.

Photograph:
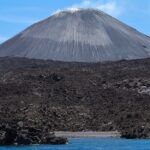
[{"x1": 0, "y1": 57, "x2": 150, "y2": 138}]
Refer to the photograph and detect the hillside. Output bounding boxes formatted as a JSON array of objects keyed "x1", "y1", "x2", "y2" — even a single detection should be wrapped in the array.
[{"x1": 0, "y1": 57, "x2": 150, "y2": 138}]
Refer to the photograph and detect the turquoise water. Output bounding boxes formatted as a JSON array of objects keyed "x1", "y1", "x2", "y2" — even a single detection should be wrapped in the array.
[{"x1": 0, "y1": 138, "x2": 150, "y2": 150}]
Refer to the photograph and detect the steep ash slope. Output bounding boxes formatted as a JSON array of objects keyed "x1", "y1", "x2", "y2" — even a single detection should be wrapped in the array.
[{"x1": 0, "y1": 9, "x2": 150, "y2": 62}]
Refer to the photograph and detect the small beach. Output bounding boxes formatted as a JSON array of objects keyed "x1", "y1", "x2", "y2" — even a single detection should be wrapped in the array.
[{"x1": 55, "y1": 131, "x2": 120, "y2": 138}]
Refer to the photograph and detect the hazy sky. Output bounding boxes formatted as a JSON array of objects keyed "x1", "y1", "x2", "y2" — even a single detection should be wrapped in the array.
[{"x1": 0, "y1": 0, "x2": 150, "y2": 43}]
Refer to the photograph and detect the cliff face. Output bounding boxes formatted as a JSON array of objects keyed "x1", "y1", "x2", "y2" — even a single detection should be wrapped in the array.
[{"x1": 0, "y1": 9, "x2": 150, "y2": 62}]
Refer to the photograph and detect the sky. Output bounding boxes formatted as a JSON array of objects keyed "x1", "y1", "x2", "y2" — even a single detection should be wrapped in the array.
[{"x1": 0, "y1": 0, "x2": 150, "y2": 43}]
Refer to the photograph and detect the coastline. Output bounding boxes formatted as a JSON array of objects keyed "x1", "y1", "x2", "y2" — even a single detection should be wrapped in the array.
[{"x1": 55, "y1": 131, "x2": 121, "y2": 138}]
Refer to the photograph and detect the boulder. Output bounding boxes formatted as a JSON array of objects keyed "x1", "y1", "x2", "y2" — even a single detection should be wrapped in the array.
[
  {"x1": 45, "y1": 136, "x2": 68, "y2": 145},
  {"x1": 0, "y1": 125, "x2": 17, "y2": 145},
  {"x1": 15, "y1": 134, "x2": 31, "y2": 145}
]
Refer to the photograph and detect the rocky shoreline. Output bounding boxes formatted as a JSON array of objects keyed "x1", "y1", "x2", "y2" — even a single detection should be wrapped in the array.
[{"x1": 0, "y1": 124, "x2": 68, "y2": 146}]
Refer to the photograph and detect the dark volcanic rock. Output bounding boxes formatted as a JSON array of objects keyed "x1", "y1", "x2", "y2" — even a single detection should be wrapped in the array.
[
  {"x1": 0, "y1": 125, "x2": 17, "y2": 145},
  {"x1": 120, "y1": 125, "x2": 150, "y2": 139},
  {"x1": 43, "y1": 135, "x2": 68, "y2": 145},
  {"x1": 0, "y1": 9, "x2": 150, "y2": 62},
  {"x1": 0, "y1": 57, "x2": 150, "y2": 139},
  {"x1": 16, "y1": 134, "x2": 31, "y2": 145},
  {"x1": 0, "y1": 124, "x2": 67, "y2": 146}
]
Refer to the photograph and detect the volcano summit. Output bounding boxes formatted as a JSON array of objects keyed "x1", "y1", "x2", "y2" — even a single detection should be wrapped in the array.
[{"x1": 0, "y1": 8, "x2": 150, "y2": 62}]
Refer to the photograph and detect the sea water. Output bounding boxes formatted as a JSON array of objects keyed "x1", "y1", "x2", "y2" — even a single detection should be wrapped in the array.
[{"x1": 0, "y1": 138, "x2": 150, "y2": 150}]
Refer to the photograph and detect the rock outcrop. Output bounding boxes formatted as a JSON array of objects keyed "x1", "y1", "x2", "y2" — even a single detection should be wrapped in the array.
[{"x1": 0, "y1": 124, "x2": 68, "y2": 145}]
